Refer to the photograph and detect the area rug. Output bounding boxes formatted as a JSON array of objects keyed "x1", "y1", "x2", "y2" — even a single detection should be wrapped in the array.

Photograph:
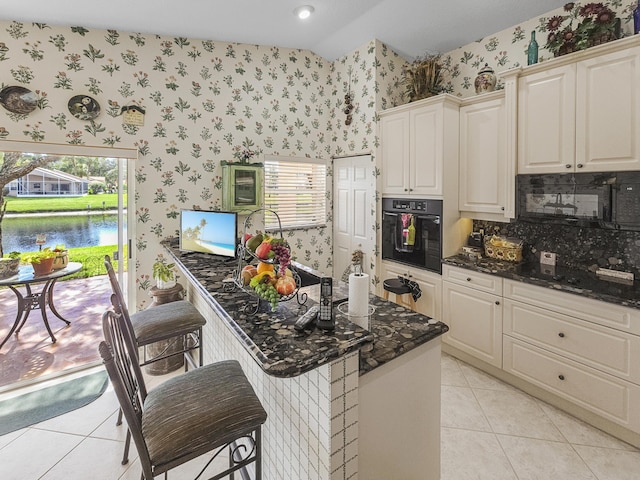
[{"x1": 0, "y1": 370, "x2": 109, "y2": 436}]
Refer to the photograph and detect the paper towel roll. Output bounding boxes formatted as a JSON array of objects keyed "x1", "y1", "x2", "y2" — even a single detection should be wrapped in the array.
[{"x1": 349, "y1": 273, "x2": 369, "y2": 330}]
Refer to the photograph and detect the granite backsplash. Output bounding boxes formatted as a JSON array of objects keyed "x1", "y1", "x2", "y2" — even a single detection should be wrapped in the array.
[{"x1": 473, "y1": 220, "x2": 640, "y2": 278}]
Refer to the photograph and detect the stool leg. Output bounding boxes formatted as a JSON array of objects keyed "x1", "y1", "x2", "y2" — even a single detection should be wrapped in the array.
[{"x1": 383, "y1": 290, "x2": 389, "y2": 301}]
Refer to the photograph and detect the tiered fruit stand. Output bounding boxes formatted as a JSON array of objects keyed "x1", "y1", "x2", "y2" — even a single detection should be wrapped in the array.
[{"x1": 231, "y1": 209, "x2": 307, "y2": 314}]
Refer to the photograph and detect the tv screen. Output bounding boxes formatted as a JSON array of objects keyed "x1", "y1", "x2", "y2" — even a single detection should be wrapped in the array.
[{"x1": 179, "y1": 209, "x2": 237, "y2": 258}]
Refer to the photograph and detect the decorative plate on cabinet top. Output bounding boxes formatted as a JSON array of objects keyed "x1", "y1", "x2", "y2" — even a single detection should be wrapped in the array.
[
  {"x1": 0, "y1": 86, "x2": 38, "y2": 115},
  {"x1": 68, "y1": 95, "x2": 100, "y2": 121}
]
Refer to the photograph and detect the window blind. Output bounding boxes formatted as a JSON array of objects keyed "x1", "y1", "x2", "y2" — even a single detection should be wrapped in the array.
[{"x1": 264, "y1": 157, "x2": 327, "y2": 230}]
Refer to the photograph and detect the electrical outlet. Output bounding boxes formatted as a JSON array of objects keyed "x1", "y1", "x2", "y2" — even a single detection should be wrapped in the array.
[{"x1": 540, "y1": 251, "x2": 556, "y2": 266}]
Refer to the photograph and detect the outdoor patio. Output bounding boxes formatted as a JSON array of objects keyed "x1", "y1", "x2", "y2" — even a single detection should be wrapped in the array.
[{"x1": 0, "y1": 275, "x2": 112, "y2": 389}]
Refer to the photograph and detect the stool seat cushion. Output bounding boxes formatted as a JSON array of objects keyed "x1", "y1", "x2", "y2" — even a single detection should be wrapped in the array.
[
  {"x1": 142, "y1": 360, "x2": 267, "y2": 468},
  {"x1": 130, "y1": 300, "x2": 206, "y2": 345},
  {"x1": 383, "y1": 278, "x2": 412, "y2": 295}
]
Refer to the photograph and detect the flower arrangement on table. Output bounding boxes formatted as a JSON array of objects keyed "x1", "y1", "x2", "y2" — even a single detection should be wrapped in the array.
[{"x1": 545, "y1": 2, "x2": 621, "y2": 57}]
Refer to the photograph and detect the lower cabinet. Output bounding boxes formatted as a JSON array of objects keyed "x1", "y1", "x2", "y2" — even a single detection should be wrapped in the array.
[
  {"x1": 379, "y1": 261, "x2": 442, "y2": 321},
  {"x1": 442, "y1": 265, "x2": 503, "y2": 368},
  {"x1": 443, "y1": 264, "x2": 640, "y2": 438},
  {"x1": 503, "y1": 336, "x2": 640, "y2": 432}
]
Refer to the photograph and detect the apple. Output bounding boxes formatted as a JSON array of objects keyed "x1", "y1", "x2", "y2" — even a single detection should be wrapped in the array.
[{"x1": 255, "y1": 242, "x2": 272, "y2": 260}]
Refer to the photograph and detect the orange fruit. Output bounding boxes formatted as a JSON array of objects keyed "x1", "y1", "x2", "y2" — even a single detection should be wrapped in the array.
[{"x1": 256, "y1": 262, "x2": 274, "y2": 275}]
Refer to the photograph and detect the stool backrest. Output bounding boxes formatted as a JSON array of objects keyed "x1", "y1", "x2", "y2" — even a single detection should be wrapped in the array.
[
  {"x1": 100, "y1": 309, "x2": 154, "y2": 478},
  {"x1": 104, "y1": 255, "x2": 134, "y2": 322}
]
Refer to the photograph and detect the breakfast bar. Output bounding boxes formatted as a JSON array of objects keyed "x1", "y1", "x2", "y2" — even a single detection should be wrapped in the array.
[{"x1": 163, "y1": 239, "x2": 448, "y2": 480}]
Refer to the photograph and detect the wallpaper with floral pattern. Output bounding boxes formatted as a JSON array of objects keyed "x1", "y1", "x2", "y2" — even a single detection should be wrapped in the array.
[
  {"x1": 0, "y1": 20, "x2": 407, "y2": 307},
  {"x1": 1, "y1": 1, "x2": 636, "y2": 307},
  {"x1": 440, "y1": 1, "x2": 637, "y2": 97}
]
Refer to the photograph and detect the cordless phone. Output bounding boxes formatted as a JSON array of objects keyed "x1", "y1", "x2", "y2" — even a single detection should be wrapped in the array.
[{"x1": 316, "y1": 277, "x2": 335, "y2": 331}]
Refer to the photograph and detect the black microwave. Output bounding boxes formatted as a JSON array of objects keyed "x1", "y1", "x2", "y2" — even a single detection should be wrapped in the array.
[{"x1": 516, "y1": 171, "x2": 640, "y2": 231}]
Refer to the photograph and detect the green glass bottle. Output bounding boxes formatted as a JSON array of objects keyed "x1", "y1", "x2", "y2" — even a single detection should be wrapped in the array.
[
  {"x1": 407, "y1": 216, "x2": 416, "y2": 246},
  {"x1": 527, "y1": 31, "x2": 539, "y2": 65}
]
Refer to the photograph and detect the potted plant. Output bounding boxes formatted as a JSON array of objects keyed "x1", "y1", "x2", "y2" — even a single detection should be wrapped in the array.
[
  {"x1": 403, "y1": 53, "x2": 444, "y2": 102},
  {"x1": 52, "y1": 244, "x2": 69, "y2": 270},
  {"x1": 152, "y1": 258, "x2": 177, "y2": 289},
  {"x1": 22, "y1": 248, "x2": 57, "y2": 276},
  {"x1": 0, "y1": 251, "x2": 21, "y2": 279}
]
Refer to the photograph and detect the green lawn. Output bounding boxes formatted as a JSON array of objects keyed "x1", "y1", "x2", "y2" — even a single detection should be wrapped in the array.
[{"x1": 3, "y1": 194, "x2": 125, "y2": 213}]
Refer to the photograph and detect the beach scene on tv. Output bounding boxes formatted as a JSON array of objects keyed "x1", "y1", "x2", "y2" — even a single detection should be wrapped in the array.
[{"x1": 180, "y1": 210, "x2": 237, "y2": 257}]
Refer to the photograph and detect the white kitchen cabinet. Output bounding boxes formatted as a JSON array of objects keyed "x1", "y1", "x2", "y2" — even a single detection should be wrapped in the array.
[
  {"x1": 459, "y1": 92, "x2": 510, "y2": 221},
  {"x1": 379, "y1": 260, "x2": 441, "y2": 321},
  {"x1": 517, "y1": 64, "x2": 576, "y2": 174},
  {"x1": 503, "y1": 336, "x2": 640, "y2": 433},
  {"x1": 442, "y1": 265, "x2": 503, "y2": 368},
  {"x1": 502, "y1": 278, "x2": 640, "y2": 434},
  {"x1": 442, "y1": 263, "x2": 640, "y2": 440},
  {"x1": 517, "y1": 38, "x2": 640, "y2": 174},
  {"x1": 379, "y1": 95, "x2": 460, "y2": 197}
]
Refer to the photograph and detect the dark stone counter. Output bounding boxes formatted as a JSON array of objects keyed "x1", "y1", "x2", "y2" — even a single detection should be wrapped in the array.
[
  {"x1": 163, "y1": 239, "x2": 448, "y2": 378},
  {"x1": 443, "y1": 254, "x2": 640, "y2": 310}
]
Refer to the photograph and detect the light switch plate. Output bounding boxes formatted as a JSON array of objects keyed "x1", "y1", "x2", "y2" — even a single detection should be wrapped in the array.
[{"x1": 540, "y1": 251, "x2": 556, "y2": 266}]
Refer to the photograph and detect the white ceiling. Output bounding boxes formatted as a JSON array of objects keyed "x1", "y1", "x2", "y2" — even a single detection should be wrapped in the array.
[{"x1": 2, "y1": 0, "x2": 565, "y2": 61}]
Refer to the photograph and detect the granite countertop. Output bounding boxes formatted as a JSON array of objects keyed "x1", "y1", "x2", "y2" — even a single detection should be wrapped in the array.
[
  {"x1": 163, "y1": 239, "x2": 448, "y2": 378},
  {"x1": 443, "y1": 254, "x2": 640, "y2": 310}
]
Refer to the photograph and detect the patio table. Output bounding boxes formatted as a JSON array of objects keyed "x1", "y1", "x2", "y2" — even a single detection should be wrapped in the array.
[{"x1": 0, "y1": 262, "x2": 82, "y2": 349}]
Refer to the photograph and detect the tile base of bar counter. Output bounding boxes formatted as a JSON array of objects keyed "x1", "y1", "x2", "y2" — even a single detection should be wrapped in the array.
[{"x1": 163, "y1": 241, "x2": 445, "y2": 479}]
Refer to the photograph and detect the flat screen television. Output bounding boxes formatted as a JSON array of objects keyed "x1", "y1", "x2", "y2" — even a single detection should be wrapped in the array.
[{"x1": 179, "y1": 209, "x2": 237, "y2": 259}]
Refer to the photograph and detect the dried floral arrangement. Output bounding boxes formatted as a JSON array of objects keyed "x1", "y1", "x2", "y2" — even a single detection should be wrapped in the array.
[
  {"x1": 403, "y1": 53, "x2": 444, "y2": 102},
  {"x1": 544, "y1": 2, "x2": 621, "y2": 57}
]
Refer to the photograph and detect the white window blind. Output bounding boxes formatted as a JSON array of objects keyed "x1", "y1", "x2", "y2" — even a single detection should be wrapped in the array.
[{"x1": 264, "y1": 156, "x2": 327, "y2": 230}]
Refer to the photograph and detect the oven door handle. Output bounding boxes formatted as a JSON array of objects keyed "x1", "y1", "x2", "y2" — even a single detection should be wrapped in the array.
[
  {"x1": 416, "y1": 214, "x2": 440, "y2": 225},
  {"x1": 383, "y1": 212, "x2": 398, "y2": 217}
]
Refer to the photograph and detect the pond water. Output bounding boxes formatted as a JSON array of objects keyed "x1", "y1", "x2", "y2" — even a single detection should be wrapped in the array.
[{"x1": 2, "y1": 214, "x2": 124, "y2": 253}]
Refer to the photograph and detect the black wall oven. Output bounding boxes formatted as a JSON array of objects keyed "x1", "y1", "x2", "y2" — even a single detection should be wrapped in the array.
[{"x1": 382, "y1": 198, "x2": 442, "y2": 274}]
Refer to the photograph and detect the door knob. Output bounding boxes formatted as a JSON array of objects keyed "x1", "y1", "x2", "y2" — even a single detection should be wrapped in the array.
[
  {"x1": 558, "y1": 374, "x2": 565, "y2": 381},
  {"x1": 558, "y1": 332, "x2": 565, "y2": 338},
  {"x1": 565, "y1": 164, "x2": 571, "y2": 169},
  {"x1": 576, "y1": 163, "x2": 583, "y2": 168},
  {"x1": 495, "y1": 301, "x2": 500, "y2": 305}
]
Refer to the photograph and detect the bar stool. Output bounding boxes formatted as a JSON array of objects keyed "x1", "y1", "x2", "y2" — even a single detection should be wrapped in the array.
[{"x1": 383, "y1": 278, "x2": 416, "y2": 310}]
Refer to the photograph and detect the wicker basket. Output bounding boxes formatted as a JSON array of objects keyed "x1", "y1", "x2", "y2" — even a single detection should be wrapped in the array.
[{"x1": 484, "y1": 239, "x2": 523, "y2": 263}]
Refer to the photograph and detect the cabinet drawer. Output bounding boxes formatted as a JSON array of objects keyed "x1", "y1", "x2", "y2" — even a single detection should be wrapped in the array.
[
  {"x1": 504, "y1": 299, "x2": 640, "y2": 384},
  {"x1": 503, "y1": 336, "x2": 640, "y2": 433},
  {"x1": 442, "y1": 264, "x2": 503, "y2": 295},
  {"x1": 504, "y1": 279, "x2": 640, "y2": 336}
]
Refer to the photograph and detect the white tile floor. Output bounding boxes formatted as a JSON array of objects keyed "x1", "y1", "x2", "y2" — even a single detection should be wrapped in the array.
[
  {"x1": 441, "y1": 353, "x2": 640, "y2": 480},
  {"x1": 1, "y1": 353, "x2": 639, "y2": 479}
]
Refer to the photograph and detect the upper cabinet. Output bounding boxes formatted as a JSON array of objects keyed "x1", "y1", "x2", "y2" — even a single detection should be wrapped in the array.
[
  {"x1": 516, "y1": 37, "x2": 640, "y2": 174},
  {"x1": 379, "y1": 95, "x2": 460, "y2": 197},
  {"x1": 459, "y1": 91, "x2": 512, "y2": 220}
]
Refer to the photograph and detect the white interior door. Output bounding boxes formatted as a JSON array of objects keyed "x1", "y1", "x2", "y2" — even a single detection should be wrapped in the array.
[{"x1": 333, "y1": 155, "x2": 374, "y2": 282}]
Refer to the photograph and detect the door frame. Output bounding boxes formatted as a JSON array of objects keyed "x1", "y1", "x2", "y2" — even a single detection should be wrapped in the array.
[{"x1": 1, "y1": 140, "x2": 137, "y2": 304}]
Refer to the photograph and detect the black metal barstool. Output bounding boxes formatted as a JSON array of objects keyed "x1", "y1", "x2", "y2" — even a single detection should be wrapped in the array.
[{"x1": 383, "y1": 278, "x2": 416, "y2": 310}]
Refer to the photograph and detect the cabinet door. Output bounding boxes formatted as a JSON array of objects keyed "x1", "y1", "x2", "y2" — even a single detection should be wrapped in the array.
[
  {"x1": 459, "y1": 97, "x2": 506, "y2": 216},
  {"x1": 411, "y1": 105, "x2": 442, "y2": 196},
  {"x1": 442, "y1": 281, "x2": 502, "y2": 367},
  {"x1": 576, "y1": 46, "x2": 640, "y2": 172},
  {"x1": 518, "y1": 65, "x2": 576, "y2": 174},
  {"x1": 380, "y1": 112, "x2": 410, "y2": 195}
]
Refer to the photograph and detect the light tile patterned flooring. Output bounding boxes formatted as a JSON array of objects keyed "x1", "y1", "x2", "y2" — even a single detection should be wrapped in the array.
[{"x1": 1, "y1": 353, "x2": 639, "y2": 479}]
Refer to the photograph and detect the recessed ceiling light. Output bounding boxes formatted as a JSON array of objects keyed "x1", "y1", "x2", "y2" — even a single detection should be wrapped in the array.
[{"x1": 294, "y1": 5, "x2": 314, "y2": 20}]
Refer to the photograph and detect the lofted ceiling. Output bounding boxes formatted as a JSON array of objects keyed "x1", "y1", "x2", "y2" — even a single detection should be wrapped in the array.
[{"x1": 2, "y1": 0, "x2": 566, "y2": 61}]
